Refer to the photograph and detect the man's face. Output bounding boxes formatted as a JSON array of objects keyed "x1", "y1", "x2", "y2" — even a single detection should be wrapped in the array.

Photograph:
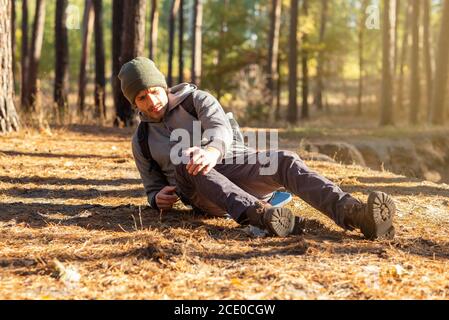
[{"x1": 135, "y1": 86, "x2": 169, "y2": 121}]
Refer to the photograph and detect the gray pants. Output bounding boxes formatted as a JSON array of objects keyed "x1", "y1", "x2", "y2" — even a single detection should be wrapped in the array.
[{"x1": 175, "y1": 150, "x2": 351, "y2": 228}]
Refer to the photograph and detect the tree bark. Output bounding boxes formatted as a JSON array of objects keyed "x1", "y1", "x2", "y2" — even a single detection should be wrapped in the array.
[
  {"x1": 0, "y1": 0, "x2": 20, "y2": 133},
  {"x1": 118, "y1": 0, "x2": 147, "y2": 127},
  {"x1": 55, "y1": 0, "x2": 69, "y2": 121},
  {"x1": 267, "y1": 0, "x2": 282, "y2": 114},
  {"x1": 288, "y1": 0, "x2": 298, "y2": 124},
  {"x1": 11, "y1": 0, "x2": 16, "y2": 87},
  {"x1": 93, "y1": 0, "x2": 106, "y2": 120},
  {"x1": 380, "y1": 0, "x2": 396, "y2": 126},
  {"x1": 20, "y1": 0, "x2": 29, "y2": 109},
  {"x1": 112, "y1": 0, "x2": 124, "y2": 126},
  {"x1": 422, "y1": 0, "x2": 433, "y2": 119},
  {"x1": 215, "y1": 0, "x2": 229, "y2": 101},
  {"x1": 27, "y1": 0, "x2": 46, "y2": 113},
  {"x1": 149, "y1": 0, "x2": 159, "y2": 60},
  {"x1": 191, "y1": 0, "x2": 203, "y2": 86},
  {"x1": 393, "y1": 0, "x2": 401, "y2": 75},
  {"x1": 178, "y1": 0, "x2": 184, "y2": 84},
  {"x1": 168, "y1": 0, "x2": 181, "y2": 87},
  {"x1": 357, "y1": 0, "x2": 369, "y2": 115},
  {"x1": 78, "y1": 0, "x2": 94, "y2": 116},
  {"x1": 275, "y1": 54, "x2": 282, "y2": 121},
  {"x1": 396, "y1": 0, "x2": 411, "y2": 113},
  {"x1": 430, "y1": 0, "x2": 449, "y2": 125},
  {"x1": 409, "y1": 0, "x2": 420, "y2": 125},
  {"x1": 301, "y1": 0, "x2": 309, "y2": 120},
  {"x1": 315, "y1": 0, "x2": 328, "y2": 111},
  {"x1": 121, "y1": 0, "x2": 147, "y2": 63}
]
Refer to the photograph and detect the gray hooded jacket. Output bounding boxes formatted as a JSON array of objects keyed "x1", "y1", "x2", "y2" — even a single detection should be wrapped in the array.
[{"x1": 131, "y1": 83, "x2": 246, "y2": 208}]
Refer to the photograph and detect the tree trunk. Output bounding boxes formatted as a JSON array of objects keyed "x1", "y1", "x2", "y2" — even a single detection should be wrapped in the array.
[
  {"x1": 178, "y1": 0, "x2": 184, "y2": 84},
  {"x1": 430, "y1": 0, "x2": 449, "y2": 125},
  {"x1": 288, "y1": 0, "x2": 298, "y2": 124},
  {"x1": 121, "y1": 0, "x2": 147, "y2": 60},
  {"x1": 112, "y1": 0, "x2": 124, "y2": 126},
  {"x1": 396, "y1": 0, "x2": 411, "y2": 113},
  {"x1": 93, "y1": 0, "x2": 106, "y2": 120},
  {"x1": 118, "y1": 0, "x2": 147, "y2": 127},
  {"x1": 27, "y1": 0, "x2": 46, "y2": 113},
  {"x1": 301, "y1": 0, "x2": 309, "y2": 120},
  {"x1": 267, "y1": 0, "x2": 282, "y2": 114},
  {"x1": 409, "y1": 0, "x2": 420, "y2": 125},
  {"x1": 168, "y1": 0, "x2": 181, "y2": 87},
  {"x1": 20, "y1": 0, "x2": 29, "y2": 109},
  {"x1": 121, "y1": 0, "x2": 147, "y2": 65},
  {"x1": 357, "y1": 0, "x2": 369, "y2": 115},
  {"x1": 422, "y1": 0, "x2": 433, "y2": 119},
  {"x1": 55, "y1": 0, "x2": 69, "y2": 121},
  {"x1": 0, "y1": 0, "x2": 20, "y2": 133},
  {"x1": 215, "y1": 0, "x2": 229, "y2": 101},
  {"x1": 149, "y1": 0, "x2": 159, "y2": 60},
  {"x1": 275, "y1": 55, "x2": 282, "y2": 121},
  {"x1": 10, "y1": 0, "x2": 16, "y2": 87},
  {"x1": 78, "y1": 0, "x2": 94, "y2": 116},
  {"x1": 380, "y1": 0, "x2": 396, "y2": 126},
  {"x1": 315, "y1": 0, "x2": 328, "y2": 111},
  {"x1": 191, "y1": 0, "x2": 203, "y2": 86},
  {"x1": 393, "y1": 0, "x2": 401, "y2": 75}
]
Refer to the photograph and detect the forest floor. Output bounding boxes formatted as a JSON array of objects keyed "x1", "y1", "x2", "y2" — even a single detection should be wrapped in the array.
[{"x1": 0, "y1": 124, "x2": 448, "y2": 299}]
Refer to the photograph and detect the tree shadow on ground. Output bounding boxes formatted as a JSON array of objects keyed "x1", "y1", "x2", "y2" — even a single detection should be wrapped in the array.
[
  {"x1": 63, "y1": 124, "x2": 134, "y2": 139},
  {"x1": 356, "y1": 176, "x2": 423, "y2": 184},
  {"x1": 390, "y1": 237, "x2": 449, "y2": 259},
  {"x1": 0, "y1": 175, "x2": 141, "y2": 186},
  {"x1": 0, "y1": 150, "x2": 125, "y2": 160},
  {"x1": 0, "y1": 202, "x2": 233, "y2": 233},
  {"x1": 2, "y1": 187, "x2": 144, "y2": 200},
  {"x1": 341, "y1": 176, "x2": 449, "y2": 198}
]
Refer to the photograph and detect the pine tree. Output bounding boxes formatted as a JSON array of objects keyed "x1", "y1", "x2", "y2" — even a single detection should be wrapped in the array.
[
  {"x1": 430, "y1": 0, "x2": 449, "y2": 124},
  {"x1": 0, "y1": 0, "x2": 20, "y2": 133}
]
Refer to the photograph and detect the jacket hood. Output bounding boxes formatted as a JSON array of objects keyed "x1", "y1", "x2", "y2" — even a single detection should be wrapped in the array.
[{"x1": 139, "y1": 83, "x2": 197, "y2": 123}]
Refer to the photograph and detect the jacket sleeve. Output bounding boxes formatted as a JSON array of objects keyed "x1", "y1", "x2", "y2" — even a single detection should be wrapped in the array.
[
  {"x1": 131, "y1": 132, "x2": 169, "y2": 209},
  {"x1": 192, "y1": 90, "x2": 234, "y2": 160}
]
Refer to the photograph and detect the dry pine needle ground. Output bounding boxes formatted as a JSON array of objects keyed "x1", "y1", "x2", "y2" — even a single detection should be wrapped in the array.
[{"x1": 0, "y1": 125, "x2": 448, "y2": 299}]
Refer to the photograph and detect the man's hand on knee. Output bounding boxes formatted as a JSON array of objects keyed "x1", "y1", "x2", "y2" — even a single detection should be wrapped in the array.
[
  {"x1": 155, "y1": 186, "x2": 179, "y2": 210},
  {"x1": 183, "y1": 146, "x2": 221, "y2": 176}
]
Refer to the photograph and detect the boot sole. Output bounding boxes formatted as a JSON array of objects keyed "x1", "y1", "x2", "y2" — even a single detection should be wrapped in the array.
[
  {"x1": 364, "y1": 192, "x2": 396, "y2": 240},
  {"x1": 264, "y1": 207, "x2": 296, "y2": 237}
]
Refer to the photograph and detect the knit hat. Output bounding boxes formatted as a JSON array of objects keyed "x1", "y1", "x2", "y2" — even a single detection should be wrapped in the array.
[{"x1": 118, "y1": 57, "x2": 168, "y2": 105}]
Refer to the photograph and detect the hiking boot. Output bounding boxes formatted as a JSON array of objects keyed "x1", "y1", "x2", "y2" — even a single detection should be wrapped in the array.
[
  {"x1": 291, "y1": 216, "x2": 306, "y2": 235},
  {"x1": 341, "y1": 192, "x2": 396, "y2": 240},
  {"x1": 244, "y1": 201, "x2": 296, "y2": 237}
]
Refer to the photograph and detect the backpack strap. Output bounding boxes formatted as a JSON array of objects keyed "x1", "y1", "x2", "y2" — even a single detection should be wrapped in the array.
[
  {"x1": 137, "y1": 121, "x2": 161, "y2": 172},
  {"x1": 137, "y1": 121, "x2": 151, "y2": 160},
  {"x1": 179, "y1": 92, "x2": 197, "y2": 119}
]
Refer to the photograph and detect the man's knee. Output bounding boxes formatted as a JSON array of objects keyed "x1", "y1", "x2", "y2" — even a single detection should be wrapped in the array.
[
  {"x1": 276, "y1": 150, "x2": 307, "y2": 171},
  {"x1": 278, "y1": 150, "x2": 301, "y2": 163}
]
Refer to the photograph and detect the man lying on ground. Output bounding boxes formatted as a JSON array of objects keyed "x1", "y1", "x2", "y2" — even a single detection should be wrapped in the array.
[{"x1": 118, "y1": 57, "x2": 396, "y2": 240}]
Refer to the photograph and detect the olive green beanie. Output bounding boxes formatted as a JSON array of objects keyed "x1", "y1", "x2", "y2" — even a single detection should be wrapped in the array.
[{"x1": 118, "y1": 57, "x2": 167, "y2": 105}]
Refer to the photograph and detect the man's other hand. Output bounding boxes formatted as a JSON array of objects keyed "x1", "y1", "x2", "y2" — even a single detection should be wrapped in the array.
[
  {"x1": 184, "y1": 146, "x2": 221, "y2": 176},
  {"x1": 155, "y1": 186, "x2": 179, "y2": 210}
]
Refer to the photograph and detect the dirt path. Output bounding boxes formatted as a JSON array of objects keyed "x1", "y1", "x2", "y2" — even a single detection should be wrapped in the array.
[{"x1": 0, "y1": 126, "x2": 448, "y2": 299}]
